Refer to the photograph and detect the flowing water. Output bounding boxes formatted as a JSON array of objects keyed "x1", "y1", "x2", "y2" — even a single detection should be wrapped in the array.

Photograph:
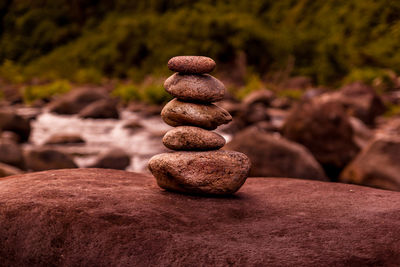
[{"x1": 25, "y1": 109, "x2": 231, "y2": 173}]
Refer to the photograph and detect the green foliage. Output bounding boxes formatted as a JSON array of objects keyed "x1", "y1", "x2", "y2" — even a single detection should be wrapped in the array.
[
  {"x1": 0, "y1": 60, "x2": 24, "y2": 83},
  {"x1": 344, "y1": 68, "x2": 395, "y2": 87},
  {"x1": 23, "y1": 80, "x2": 71, "y2": 103},
  {"x1": 384, "y1": 104, "x2": 400, "y2": 117},
  {"x1": 1, "y1": 0, "x2": 400, "y2": 85},
  {"x1": 276, "y1": 89, "x2": 303, "y2": 100},
  {"x1": 112, "y1": 81, "x2": 172, "y2": 105},
  {"x1": 74, "y1": 68, "x2": 103, "y2": 84},
  {"x1": 235, "y1": 74, "x2": 264, "y2": 100}
]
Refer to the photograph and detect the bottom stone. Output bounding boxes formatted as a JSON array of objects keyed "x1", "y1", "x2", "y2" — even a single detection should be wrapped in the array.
[{"x1": 148, "y1": 150, "x2": 250, "y2": 195}]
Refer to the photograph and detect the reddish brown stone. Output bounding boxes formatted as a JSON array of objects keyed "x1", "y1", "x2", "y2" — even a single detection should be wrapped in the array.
[
  {"x1": 0, "y1": 168, "x2": 399, "y2": 266},
  {"x1": 161, "y1": 98, "x2": 232, "y2": 130},
  {"x1": 164, "y1": 73, "x2": 225, "y2": 102},
  {"x1": 148, "y1": 151, "x2": 250, "y2": 194},
  {"x1": 167, "y1": 56, "x2": 216, "y2": 74},
  {"x1": 162, "y1": 126, "x2": 225, "y2": 151}
]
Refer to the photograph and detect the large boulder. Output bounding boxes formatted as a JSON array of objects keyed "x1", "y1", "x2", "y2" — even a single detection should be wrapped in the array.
[
  {"x1": 0, "y1": 169, "x2": 399, "y2": 266},
  {"x1": 340, "y1": 137, "x2": 400, "y2": 191},
  {"x1": 78, "y1": 99, "x2": 119, "y2": 119},
  {"x1": 0, "y1": 110, "x2": 31, "y2": 142},
  {"x1": 320, "y1": 82, "x2": 385, "y2": 125},
  {"x1": 283, "y1": 99, "x2": 360, "y2": 179},
  {"x1": 47, "y1": 88, "x2": 109, "y2": 115},
  {"x1": 225, "y1": 127, "x2": 327, "y2": 180},
  {"x1": 24, "y1": 148, "x2": 78, "y2": 171}
]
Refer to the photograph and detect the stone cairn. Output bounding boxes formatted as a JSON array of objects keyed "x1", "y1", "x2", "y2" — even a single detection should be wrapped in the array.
[{"x1": 148, "y1": 56, "x2": 250, "y2": 195}]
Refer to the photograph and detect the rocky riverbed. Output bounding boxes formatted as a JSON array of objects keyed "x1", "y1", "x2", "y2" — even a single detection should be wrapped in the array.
[{"x1": 1, "y1": 81, "x2": 400, "y2": 192}]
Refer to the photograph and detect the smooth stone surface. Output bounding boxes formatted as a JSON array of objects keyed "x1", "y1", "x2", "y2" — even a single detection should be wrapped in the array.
[
  {"x1": 148, "y1": 151, "x2": 250, "y2": 194},
  {"x1": 161, "y1": 98, "x2": 232, "y2": 130},
  {"x1": 164, "y1": 73, "x2": 225, "y2": 102},
  {"x1": 168, "y1": 56, "x2": 216, "y2": 74},
  {"x1": 162, "y1": 126, "x2": 225, "y2": 151},
  {"x1": 1, "y1": 168, "x2": 400, "y2": 266}
]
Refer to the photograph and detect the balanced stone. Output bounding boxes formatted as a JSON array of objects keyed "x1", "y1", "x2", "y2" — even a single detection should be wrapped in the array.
[
  {"x1": 164, "y1": 73, "x2": 225, "y2": 102},
  {"x1": 163, "y1": 126, "x2": 226, "y2": 151},
  {"x1": 148, "y1": 150, "x2": 250, "y2": 195},
  {"x1": 161, "y1": 98, "x2": 232, "y2": 130},
  {"x1": 168, "y1": 56, "x2": 216, "y2": 74}
]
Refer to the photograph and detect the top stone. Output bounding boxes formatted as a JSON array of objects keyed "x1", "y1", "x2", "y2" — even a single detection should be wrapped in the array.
[{"x1": 168, "y1": 56, "x2": 216, "y2": 74}]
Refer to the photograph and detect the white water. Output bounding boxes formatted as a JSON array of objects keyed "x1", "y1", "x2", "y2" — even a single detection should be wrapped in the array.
[{"x1": 27, "y1": 109, "x2": 232, "y2": 172}]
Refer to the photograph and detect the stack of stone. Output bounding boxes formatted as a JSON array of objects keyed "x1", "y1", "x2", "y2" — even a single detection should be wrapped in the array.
[{"x1": 148, "y1": 56, "x2": 250, "y2": 195}]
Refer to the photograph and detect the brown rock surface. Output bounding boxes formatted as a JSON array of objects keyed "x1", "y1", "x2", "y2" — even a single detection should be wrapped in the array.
[
  {"x1": 148, "y1": 151, "x2": 250, "y2": 194},
  {"x1": 163, "y1": 126, "x2": 225, "y2": 151},
  {"x1": 44, "y1": 134, "x2": 85, "y2": 145},
  {"x1": 0, "y1": 110, "x2": 31, "y2": 142},
  {"x1": 161, "y1": 98, "x2": 232, "y2": 130},
  {"x1": 226, "y1": 127, "x2": 327, "y2": 180},
  {"x1": 164, "y1": 73, "x2": 225, "y2": 102},
  {"x1": 283, "y1": 99, "x2": 359, "y2": 179},
  {"x1": 340, "y1": 137, "x2": 400, "y2": 191},
  {"x1": 78, "y1": 99, "x2": 119, "y2": 119},
  {"x1": 89, "y1": 148, "x2": 131, "y2": 170},
  {"x1": 0, "y1": 168, "x2": 399, "y2": 266},
  {"x1": 0, "y1": 139, "x2": 23, "y2": 168},
  {"x1": 0, "y1": 162, "x2": 22, "y2": 177},
  {"x1": 167, "y1": 56, "x2": 216, "y2": 74},
  {"x1": 47, "y1": 88, "x2": 108, "y2": 115},
  {"x1": 24, "y1": 148, "x2": 78, "y2": 171}
]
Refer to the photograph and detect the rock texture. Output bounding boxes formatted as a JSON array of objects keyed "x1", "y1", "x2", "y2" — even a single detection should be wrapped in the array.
[
  {"x1": 226, "y1": 127, "x2": 327, "y2": 180},
  {"x1": 78, "y1": 99, "x2": 119, "y2": 119},
  {"x1": 283, "y1": 99, "x2": 359, "y2": 179},
  {"x1": 340, "y1": 137, "x2": 400, "y2": 191},
  {"x1": 44, "y1": 134, "x2": 85, "y2": 145},
  {"x1": 161, "y1": 98, "x2": 232, "y2": 130},
  {"x1": 164, "y1": 73, "x2": 225, "y2": 102},
  {"x1": 24, "y1": 148, "x2": 78, "y2": 171},
  {"x1": 162, "y1": 126, "x2": 225, "y2": 151},
  {"x1": 89, "y1": 148, "x2": 130, "y2": 170},
  {"x1": 0, "y1": 110, "x2": 31, "y2": 142},
  {"x1": 148, "y1": 151, "x2": 250, "y2": 194},
  {"x1": 167, "y1": 56, "x2": 216, "y2": 73},
  {"x1": 47, "y1": 88, "x2": 109, "y2": 115},
  {"x1": 0, "y1": 168, "x2": 399, "y2": 266}
]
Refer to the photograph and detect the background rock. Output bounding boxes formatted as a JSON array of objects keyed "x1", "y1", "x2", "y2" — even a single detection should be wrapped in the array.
[
  {"x1": 340, "y1": 137, "x2": 400, "y2": 191},
  {"x1": 226, "y1": 127, "x2": 327, "y2": 180},
  {"x1": 0, "y1": 169, "x2": 399, "y2": 266},
  {"x1": 47, "y1": 88, "x2": 109, "y2": 115},
  {"x1": 283, "y1": 99, "x2": 359, "y2": 179},
  {"x1": 0, "y1": 110, "x2": 31, "y2": 142},
  {"x1": 78, "y1": 99, "x2": 119, "y2": 119},
  {"x1": 89, "y1": 148, "x2": 130, "y2": 170},
  {"x1": 24, "y1": 148, "x2": 78, "y2": 171},
  {"x1": 44, "y1": 134, "x2": 85, "y2": 145}
]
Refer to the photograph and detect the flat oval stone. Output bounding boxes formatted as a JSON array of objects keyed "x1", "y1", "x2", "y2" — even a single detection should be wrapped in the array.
[
  {"x1": 168, "y1": 56, "x2": 216, "y2": 74},
  {"x1": 161, "y1": 98, "x2": 232, "y2": 130},
  {"x1": 162, "y1": 126, "x2": 226, "y2": 151},
  {"x1": 164, "y1": 73, "x2": 225, "y2": 103},
  {"x1": 148, "y1": 150, "x2": 250, "y2": 195}
]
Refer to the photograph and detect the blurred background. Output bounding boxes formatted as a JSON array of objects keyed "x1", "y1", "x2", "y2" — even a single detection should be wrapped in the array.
[{"x1": 1, "y1": 0, "x2": 400, "y2": 191}]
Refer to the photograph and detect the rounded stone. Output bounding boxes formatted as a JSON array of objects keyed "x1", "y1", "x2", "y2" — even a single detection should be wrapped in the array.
[
  {"x1": 167, "y1": 56, "x2": 216, "y2": 74},
  {"x1": 148, "y1": 150, "x2": 250, "y2": 195},
  {"x1": 161, "y1": 98, "x2": 232, "y2": 130},
  {"x1": 162, "y1": 126, "x2": 226, "y2": 151},
  {"x1": 164, "y1": 73, "x2": 225, "y2": 102}
]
